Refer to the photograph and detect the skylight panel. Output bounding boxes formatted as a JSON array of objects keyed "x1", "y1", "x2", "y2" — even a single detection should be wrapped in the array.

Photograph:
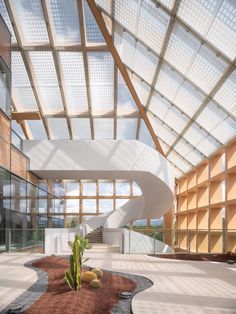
[
  {"x1": 196, "y1": 135, "x2": 220, "y2": 157},
  {"x1": 177, "y1": 0, "x2": 222, "y2": 37},
  {"x1": 114, "y1": 29, "x2": 136, "y2": 70},
  {"x1": 149, "y1": 92, "x2": 170, "y2": 121},
  {"x1": 187, "y1": 45, "x2": 229, "y2": 94},
  {"x1": 94, "y1": 118, "x2": 114, "y2": 138},
  {"x1": 27, "y1": 120, "x2": 47, "y2": 139},
  {"x1": 174, "y1": 139, "x2": 193, "y2": 156},
  {"x1": 164, "y1": 106, "x2": 189, "y2": 133},
  {"x1": 71, "y1": 118, "x2": 91, "y2": 139},
  {"x1": 196, "y1": 101, "x2": 227, "y2": 134},
  {"x1": 117, "y1": 118, "x2": 137, "y2": 139},
  {"x1": 46, "y1": 0, "x2": 80, "y2": 45},
  {"x1": 131, "y1": 75, "x2": 151, "y2": 105},
  {"x1": 183, "y1": 123, "x2": 207, "y2": 147},
  {"x1": 90, "y1": 85, "x2": 114, "y2": 115},
  {"x1": 64, "y1": 86, "x2": 88, "y2": 115},
  {"x1": 59, "y1": 52, "x2": 85, "y2": 85},
  {"x1": 148, "y1": 113, "x2": 178, "y2": 146},
  {"x1": 168, "y1": 151, "x2": 192, "y2": 173},
  {"x1": 165, "y1": 23, "x2": 201, "y2": 75},
  {"x1": 10, "y1": 0, "x2": 49, "y2": 45},
  {"x1": 174, "y1": 80, "x2": 206, "y2": 117},
  {"x1": 12, "y1": 52, "x2": 31, "y2": 87},
  {"x1": 117, "y1": 72, "x2": 137, "y2": 115},
  {"x1": 0, "y1": 0, "x2": 17, "y2": 43},
  {"x1": 95, "y1": 0, "x2": 112, "y2": 14},
  {"x1": 158, "y1": 139, "x2": 171, "y2": 155},
  {"x1": 12, "y1": 88, "x2": 38, "y2": 112},
  {"x1": 83, "y1": 0, "x2": 105, "y2": 44},
  {"x1": 47, "y1": 118, "x2": 69, "y2": 139},
  {"x1": 211, "y1": 117, "x2": 236, "y2": 144},
  {"x1": 159, "y1": 0, "x2": 175, "y2": 11},
  {"x1": 138, "y1": 119, "x2": 155, "y2": 148},
  {"x1": 174, "y1": 167, "x2": 184, "y2": 179},
  {"x1": 114, "y1": 0, "x2": 139, "y2": 35},
  {"x1": 37, "y1": 86, "x2": 64, "y2": 114},
  {"x1": 88, "y1": 52, "x2": 114, "y2": 85},
  {"x1": 155, "y1": 64, "x2": 184, "y2": 101},
  {"x1": 214, "y1": 70, "x2": 236, "y2": 115},
  {"x1": 185, "y1": 149, "x2": 204, "y2": 166},
  {"x1": 137, "y1": 0, "x2": 170, "y2": 54},
  {"x1": 133, "y1": 42, "x2": 159, "y2": 85}
]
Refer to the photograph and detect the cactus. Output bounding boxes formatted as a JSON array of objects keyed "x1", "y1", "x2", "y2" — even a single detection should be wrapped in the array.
[
  {"x1": 64, "y1": 235, "x2": 82, "y2": 290},
  {"x1": 92, "y1": 268, "x2": 103, "y2": 278},
  {"x1": 90, "y1": 279, "x2": 102, "y2": 289},
  {"x1": 82, "y1": 271, "x2": 97, "y2": 283}
]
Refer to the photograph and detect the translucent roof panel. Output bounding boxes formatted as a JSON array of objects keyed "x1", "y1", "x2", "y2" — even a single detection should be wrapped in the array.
[
  {"x1": 165, "y1": 23, "x2": 201, "y2": 75},
  {"x1": 148, "y1": 112, "x2": 178, "y2": 146},
  {"x1": 211, "y1": 117, "x2": 236, "y2": 144},
  {"x1": 214, "y1": 70, "x2": 236, "y2": 116},
  {"x1": 137, "y1": 0, "x2": 170, "y2": 54},
  {"x1": 117, "y1": 72, "x2": 137, "y2": 115},
  {"x1": 131, "y1": 74, "x2": 151, "y2": 106},
  {"x1": 117, "y1": 118, "x2": 137, "y2": 139},
  {"x1": 174, "y1": 139, "x2": 204, "y2": 166},
  {"x1": 195, "y1": 135, "x2": 220, "y2": 157},
  {"x1": 83, "y1": 0, "x2": 105, "y2": 44},
  {"x1": 155, "y1": 64, "x2": 184, "y2": 102},
  {"x1": 59, "y1": 52, "x2": 88, "y2": 115},
  {"x1": 47, "y1": 118, "x2": 69, "y2": 139},
  {"x1": 114, "y1": 29, "x2": 136, "y2": 70},
  {"x1": 27, "y1": 120, "x2": 47, "y2": 139},
  {"x1": 0, "y1": 0, "x2": 17, "y2": 43},
  {"x1": 158, "y1": 138, "x2": 171, "y2": 155},
  {"x1": 94, "y1": 118, "x2": 114, "y2": 139},
  {"x1": 95, "y1": 0, "x2": 112, "y2": 15},
  {"x1": 168, "y1": 151, "x2": 192, "y2": 173},
  {"x1": 149, "y1": 92, "x2": 170, "y2": 121},
  {"x1": 71, "y1": 118, "x2": 91, "y2": 139},
  {"x1": 174, "y1": 80, "x2": 206, "y2": 117},
  {"x1": 9, "y1": 0, "x2": 49, "y2": 45},
  {"x1": 138, "y1": 119, "x2": 155, "y2": 148},
  {"x1": 114, "y1": 0, "x2": 139, "y2": 35},
  {"x1": 11, "y1": 52, "x2": 38, "y2": 111},
  {"x1": 183, "y1": 123, "x2": 208, "y2": 147},
  {"x1": 28, "y1": 51, "x2": 64, "y2": 114},
  {"x1": 159, "y1": 0, "x2": 175, "y2": 11},
  {"x1": 46, "y1": 0, "x2": 81, "y2": 45},
  {"x1": 177, "y1": 0, "x2": 236, "y2": 60},
  {"x1": 187, "y1": 45, "x2": 229, "y2": 94},
  {"x1": 88, "y1": 52, "x2": 114, "y2": 115},
  {"x1": 196, "y1": 101, "x2": 227, "y2": 139}
]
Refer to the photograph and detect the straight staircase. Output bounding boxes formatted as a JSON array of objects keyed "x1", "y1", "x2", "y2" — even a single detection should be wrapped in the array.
[{"x1": 85, "y1": 226, "x2": 103, "y2": 243}]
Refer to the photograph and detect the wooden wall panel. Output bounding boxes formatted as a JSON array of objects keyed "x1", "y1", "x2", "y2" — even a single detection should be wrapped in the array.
[
  {"x1": 27, "y1": 171, "x2": 40, "y2": 185},
  {"x1": 0, "y1": 16, "x2": 11, "y2": 68},
  {"x1": 0, "y1": 112, "x2": 11, "y2": 143},
  {"x1": 11, "y1": 146, "x2": 28, "y2": 179},
  {"x1": 0, "y1": 137, "x2": 10, "y2": 169}
]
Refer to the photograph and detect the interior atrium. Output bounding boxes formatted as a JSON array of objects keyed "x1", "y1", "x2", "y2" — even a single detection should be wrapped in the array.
[{"x1": 0, "y1": 0, "x2": 236, "y2": 313}]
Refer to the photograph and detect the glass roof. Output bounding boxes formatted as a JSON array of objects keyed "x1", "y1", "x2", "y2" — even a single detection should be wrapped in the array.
[{"x1": 2, "y1": 0, "x2": 236, "y2": 179}]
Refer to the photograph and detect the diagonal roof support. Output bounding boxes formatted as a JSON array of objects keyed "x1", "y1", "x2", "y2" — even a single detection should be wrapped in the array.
[{"x1": 86, "y1": 0, "x2": 164, "y2": 155}]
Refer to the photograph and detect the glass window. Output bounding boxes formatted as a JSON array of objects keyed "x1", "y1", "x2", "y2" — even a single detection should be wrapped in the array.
[
  {"x1": 133, "y1": 182, "x2": 142, "y2": 196},
  {"x1": 82, "y1": 199, "x2": 96, "y2": 213},
  {"x1": 98, "y1": 199, "x2": 113, "y2": 214},
  {"x1": 27, "y1": 183, "x2": 38, "y2": 215},
  {"x1": 66, "y1": 199, "x2": 80, "y2": 214},
  {"x1": 98, "y1": 181, "x2": 113, "y2": 196},
  {"x1": 65, "y1": 215, "x2": 80, "y2": 228},
  {"x1": 11, "y1": 175, "x2": 27, "y2": 213},
  {"x1": 82, "y1": 181, "x2": 96, "y2": 196},
  {"x1": 65, "y1": 181, "x2": 80, "y2": 196},
  {"x1": 39, "y1": 189, "x2": 48, "y2": 214},
  {"x1": 116, "y1": 180, "x2": 131, "y2": 195}
]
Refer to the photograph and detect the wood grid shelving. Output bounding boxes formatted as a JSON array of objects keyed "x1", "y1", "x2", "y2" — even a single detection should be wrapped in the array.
[{"x1": 176, "y1": 139, "x2": 236, "y2": 253}]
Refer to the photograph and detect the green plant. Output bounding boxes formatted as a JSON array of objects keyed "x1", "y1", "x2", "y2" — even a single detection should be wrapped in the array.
[
  {"x1": 68, "y1": 234, "x2": 90, "y2": 270},
  {"x1": 90, "y1": 279, "x2": 102, "y2": 289},
  {"x1": 82, "y1": 271, "x2": 97, "y2": 283},
  {"x1": 64, "y1": 236, "x2": 82, "y2": 290},
  {"x1": 92, "y1": 268, "x2": 103, "y2": 278}
]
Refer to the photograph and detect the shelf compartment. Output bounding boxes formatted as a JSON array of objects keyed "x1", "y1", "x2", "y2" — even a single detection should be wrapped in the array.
[
  {"x1": 209, "y1": 233, "x2": 223, "y2": 253},
  {"x1": 188, "y1": 212, "x2": 196, "y2": 230},
  {"x1": 197, "y1": 209, "x2": 208, "y2": 230},
  {"x1": 227, "y1": 205, "x2": 236, "y2": 230},
  {"x1": 177, "y1": 195, "x2": 187, "y2": 212},
  {"x1": 226, "y1": 233, "x2": 236, "y2": 252},
  {"x1": 210, "y1": 180, "x2": 225, "y2": 204},
  {"x1": 187, "y1": 171, "x2": 197, "y2": 189},
  {"x1": 178, "y1": 232, "x2": 188, "y2": 250},
  {"x1": 226, "y1": 140, "x2": 236, "y2": 170},
  {"x1": 187, "y1": 191, "x2": 197, "y2": 210},
  {"x1": 189, "y1": 232, "x2": 197, "y2": 252},
  {"x1": 197, "y1": 162, "x2": 209, "y2": 185},
  {"x1": 227, "y1": 173, "x2": 236, "y2": 201},
  {"x1": 178, "y1": 214, "x2": 187, "y2": 230},
  {"x1": 197, "y1": 233, "x2": 208, "y2": 253},
  {"x1": 179, "y1": 177, "x2": 187, "y2": 194},
  {"x1": 210, "y1": 152, "x2": 225, "y2": 178},
  {"x1": 209, "y1": 207, "x2": 223, "y2": 231},
  {"x1": 197, "y1": 186, "x2": 209, "y2": 208}
]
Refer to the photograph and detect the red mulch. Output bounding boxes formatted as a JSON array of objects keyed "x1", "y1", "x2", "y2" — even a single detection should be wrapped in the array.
[
  {"x1": 150, "y1": 253, "x2": 236, "y2": 262},
  {"x1": 24, "y1": 256, "x2": 136, "y2": 314}
]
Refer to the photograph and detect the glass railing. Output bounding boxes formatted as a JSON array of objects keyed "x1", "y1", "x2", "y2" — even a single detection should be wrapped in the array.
[{"x1": 0, "y1": 228, "x2": 44, "y2": 253}]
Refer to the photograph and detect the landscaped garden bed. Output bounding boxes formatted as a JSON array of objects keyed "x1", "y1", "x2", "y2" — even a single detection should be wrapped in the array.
[{"x1": 22, "y1": 256, "x2": 136, "y2": 314}]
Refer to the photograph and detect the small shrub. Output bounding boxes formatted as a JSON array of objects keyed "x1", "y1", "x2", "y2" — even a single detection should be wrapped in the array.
[
  {"x1": 82, "y1": 271, "x2": 97, "y2": 283},
  {"x1": 92, "y1": 268, "x2": 103, "y2": 278},
  {"x1": 90, "y1": 279, "x2": 102, "y2": 289}
]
